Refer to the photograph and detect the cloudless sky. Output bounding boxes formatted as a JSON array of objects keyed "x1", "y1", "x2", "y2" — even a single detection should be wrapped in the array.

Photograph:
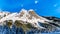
[{"x1": 0, "y1": 0, "x2": 60, "y2": 18}]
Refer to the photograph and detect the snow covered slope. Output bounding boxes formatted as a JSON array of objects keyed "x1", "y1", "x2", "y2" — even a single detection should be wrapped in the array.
[{"x1": 0, "y1": 9, "x2": 52, "y2": 29}]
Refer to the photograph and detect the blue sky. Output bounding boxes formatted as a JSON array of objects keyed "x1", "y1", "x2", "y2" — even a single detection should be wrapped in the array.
[{"x1": 0, "y1": 0, "x2": 60, "y2": 18}]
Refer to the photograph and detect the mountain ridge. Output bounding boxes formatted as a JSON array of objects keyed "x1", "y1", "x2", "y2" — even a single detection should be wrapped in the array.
[
  {"x1": 0, "y1": 9, "x2": 60, "y2": 32},
  {"x1": 0, "y1": 9, "x2": 49, "y2": 29}
]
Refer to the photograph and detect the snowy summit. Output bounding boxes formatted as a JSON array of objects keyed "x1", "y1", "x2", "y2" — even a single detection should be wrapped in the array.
[{"x1": 0, "y1": 9, "x2": 59, "y2": 31}]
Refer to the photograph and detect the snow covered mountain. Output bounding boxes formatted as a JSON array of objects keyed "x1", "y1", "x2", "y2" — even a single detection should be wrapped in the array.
[
  {"x1": 0, "y1": 9, "x2": 49, "y2": 28},
  {"x1": 0, "y1": 9, "x2": 60, "y2": 32}
]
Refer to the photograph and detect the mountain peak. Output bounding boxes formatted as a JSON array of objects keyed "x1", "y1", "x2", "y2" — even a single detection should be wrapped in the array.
[
  {"x1": 28, "y1": 9, "x2": 34, "y2": 11},
  {"x1": 0, "y1": 9, "x2": 51, "y2": 29},
  {"x1": 20, "y1": 9, "x2": 28, "y2": 13}
]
